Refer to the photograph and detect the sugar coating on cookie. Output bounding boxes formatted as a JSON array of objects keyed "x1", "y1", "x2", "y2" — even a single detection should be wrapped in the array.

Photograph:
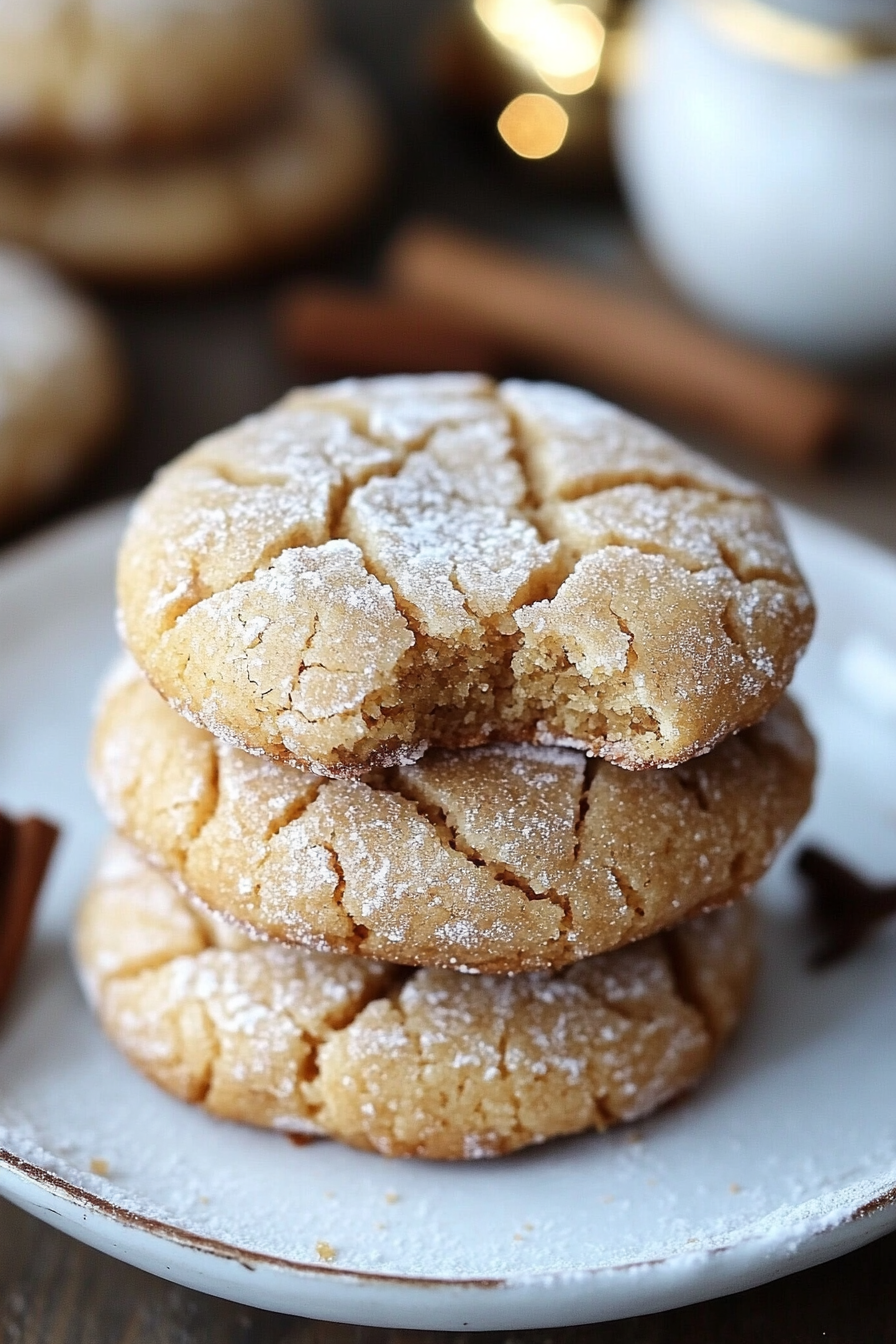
[
  {"x1": 0, "y1": 66, "x2": 383, "y2": 284},
  {"x1": 76, "y1": 837, "x2": 758, "y2": 1160},
  {"x1": 0, "y1": 245, "x2": 123, "y2": 529},
  {"x1": 0, "y1": 0, "x2": 309, "y2": 153},
  {"x1": 118, "y1": 375, "x2": 815, "y2": 772},
  {"x1": 91, "y1": 659, "x2": 814, "y2": 972}
]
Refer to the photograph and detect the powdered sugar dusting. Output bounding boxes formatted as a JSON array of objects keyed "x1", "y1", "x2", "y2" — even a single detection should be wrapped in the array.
[
  {"x1": 346, "y1": 452, "x2": 559, "y2": 640},
  {"x1": 76, "y1": 840, "x2": 756, "y2": 1162},
  {"x1": 119, "y1": 375, "x2": 814, "y2": 775},
  {"x1": 499, "y1": 380, "x2": 754, "y2": 501},
  {"x1": 92, "y1": 665, "x2": 814, "y2": 974}
]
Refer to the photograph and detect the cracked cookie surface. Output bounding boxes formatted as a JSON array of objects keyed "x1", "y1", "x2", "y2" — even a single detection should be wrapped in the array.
[
  {"x1": 91, "y1": 658, "x2": 814, "y2": 972},
  {"x1": 76, "y1": 836, "x2": 758, "y2": 1160},
  {"x1": 0, "y1": 0, "x2": 309, "y2": 155},
  {"x1": 118, "y1": 375, "x2": 814, "y2": 771},
  {"x1": 0, "y1": 65, "x2": 383, "y2": 284}
]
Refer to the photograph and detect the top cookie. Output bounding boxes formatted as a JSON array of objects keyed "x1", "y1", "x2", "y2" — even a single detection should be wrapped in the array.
[
  {"x1": 117, "y1": 375, "x2": 815, "y2": 775},
  {"x1": 0, "y1": 0, "x2": 309, "y2": 154}
]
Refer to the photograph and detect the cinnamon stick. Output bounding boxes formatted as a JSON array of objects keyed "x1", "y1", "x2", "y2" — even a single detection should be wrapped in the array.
[
  {"x1": 276, "y1": 285, "x2": 504, "y2": 380},
  {"x1": 385, "y1": 222, "x2": 849, "y2": 466},
  {"x1": 0, "y1": 814, "x2": 60, "y2": 1015}
]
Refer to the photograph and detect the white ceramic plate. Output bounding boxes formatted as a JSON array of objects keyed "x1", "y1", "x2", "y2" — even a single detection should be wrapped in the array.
[{"x1": 0, "y1": 501, "x2": 895, "y2": 1331}]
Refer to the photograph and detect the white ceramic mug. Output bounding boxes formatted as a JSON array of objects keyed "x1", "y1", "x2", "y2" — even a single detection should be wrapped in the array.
[{"x1": 613, "y1": 0, "x2": 896, "y2": 360}]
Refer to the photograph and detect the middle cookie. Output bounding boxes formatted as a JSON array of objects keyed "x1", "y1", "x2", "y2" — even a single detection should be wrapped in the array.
[{"x1": 92, "y1": 660, "x2": 815, "y2": 973}]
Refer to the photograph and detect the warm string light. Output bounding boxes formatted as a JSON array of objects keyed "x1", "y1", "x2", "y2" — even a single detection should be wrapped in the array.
[
  {"x1": 472, "y1": 0, "x2": 628, "y2": 160},
  {"x1": 497, "y1": 91, "x2": 569, "y2": 156},
  {"x1": 474, "y1": 0, "x2": 607, "y2": 93}
]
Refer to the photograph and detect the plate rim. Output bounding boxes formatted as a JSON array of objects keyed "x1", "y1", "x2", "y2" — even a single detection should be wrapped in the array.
[
  {"x1": 3, "y1": 1140, "x2": 896, "y2": 1289},
  {"x1": 2, "y1": 1143, "x2": 896, "y2": 1329}
]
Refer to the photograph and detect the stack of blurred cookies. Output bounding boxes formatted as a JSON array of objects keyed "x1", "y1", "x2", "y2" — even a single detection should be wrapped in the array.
[
  {"x1": 0, "y1": 0, "x2": 383, "y2": 283},
  {"x1": 79, "y1": 374, "x2": 816, "y2": 1160}
]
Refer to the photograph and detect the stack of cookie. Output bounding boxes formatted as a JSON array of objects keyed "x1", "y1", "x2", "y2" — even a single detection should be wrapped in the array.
[
  {"x1": 0, "y1": 0, "x2": 383, "y2": 284},
  {"x1": 79, "y1": 374, "x2": 816, "y2": 1160}
]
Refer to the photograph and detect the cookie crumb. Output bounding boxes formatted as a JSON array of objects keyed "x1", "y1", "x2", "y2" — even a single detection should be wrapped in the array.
[
  {"x1": 316, "y1": 1241, "x2": 337, "y2": 1263},
  {"x1": 729, "y1": 1183, "x2": 742, "y2": 1195},
  {"x1": 384, "y1": 1190, "x2": 400, "y2": 1204},
  {"x1": 602, "y1": 1195, "x2": 615, "y2": 1204},
  {"x1": 513, "y1": 1233, "x2": 524, "y2": 1242},
  {"x1": 89, "y1": 1158, "x2": 109, "y2": 1176}
]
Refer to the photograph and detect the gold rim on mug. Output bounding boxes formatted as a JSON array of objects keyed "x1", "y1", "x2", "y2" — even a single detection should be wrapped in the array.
[{"x1": 689, "y1": 0, "x2": 896, "y2": 73}]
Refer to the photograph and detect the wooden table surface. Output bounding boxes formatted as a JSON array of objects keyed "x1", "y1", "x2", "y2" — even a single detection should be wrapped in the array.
[{"x1": 2, "y1": 0, "x2": 895, "y2": 1338}]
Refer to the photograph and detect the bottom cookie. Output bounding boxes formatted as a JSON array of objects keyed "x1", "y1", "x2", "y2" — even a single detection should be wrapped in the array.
[{"x1": 76, "y1": 837, "x2": 758, "y2": 1161}]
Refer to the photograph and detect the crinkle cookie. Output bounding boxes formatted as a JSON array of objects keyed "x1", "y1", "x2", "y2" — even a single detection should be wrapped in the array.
[
  {"x1": 0, "y1": 0, "x2": 309, "y2": 154},
  {"x1": 117, "y1": 375, "x2": 814, "y2": 774},
  {"x1": 76, "y1": 836, "x2": 758, "y2": 1160},
  {"x1": 0, "y1": 244, "x2": 123, "y2": 530},
  {"x1": 90, "y1": 659, "x2": 813, "y2": 973},
  {"x1": 0, "y1": 65, "x2": 382, "y2": 284}
]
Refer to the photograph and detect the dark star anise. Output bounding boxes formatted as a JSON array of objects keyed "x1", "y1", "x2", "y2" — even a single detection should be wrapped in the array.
[{"x1": 798, "y1": 847, "x2": 896, "y2": 969}]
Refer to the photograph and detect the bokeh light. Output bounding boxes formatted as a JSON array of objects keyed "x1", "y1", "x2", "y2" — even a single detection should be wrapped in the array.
[
  {"x1": 475, "y1": 0, "x2": 606, "y2": 95},
  {"x1": 496, "y1": 91, "x2": 569, "y2": 157}
]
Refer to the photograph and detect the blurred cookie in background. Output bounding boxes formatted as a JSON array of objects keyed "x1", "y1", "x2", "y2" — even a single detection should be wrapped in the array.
[
  {"x1": 0, "y1": 0, "x2": 311, "y2": 155},
  {"x1": 0, "y1": 245, "x2": 124, "y2": 531},
  {"x1": 0, "y1": 65, "x2": 385, "y2": 284}
]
